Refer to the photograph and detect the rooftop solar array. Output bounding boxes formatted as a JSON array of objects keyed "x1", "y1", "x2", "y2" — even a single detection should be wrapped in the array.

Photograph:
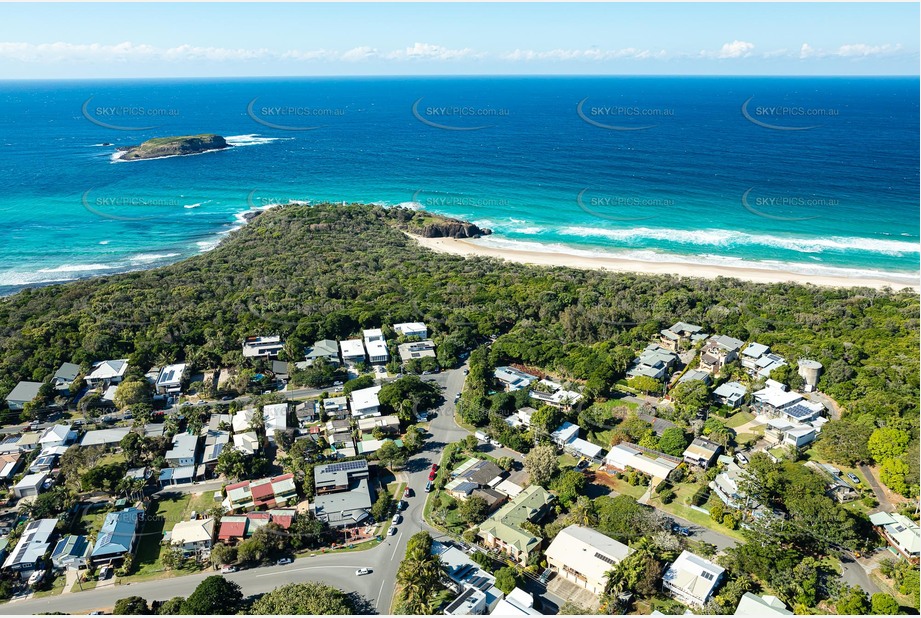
[
  {"x1": 320, "y1": 460, "x2": 368, "y2": 473},
  {"x1": 784, "y1": 404, "x2": 813, "y2": 419}
]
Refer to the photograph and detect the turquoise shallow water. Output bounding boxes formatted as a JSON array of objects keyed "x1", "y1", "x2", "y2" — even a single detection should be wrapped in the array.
[{"x1": 0, "y1": 76, "x2": 918, "y2": 294}]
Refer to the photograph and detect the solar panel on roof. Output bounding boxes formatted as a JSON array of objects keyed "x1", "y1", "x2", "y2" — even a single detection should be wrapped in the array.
[{"x1": 785, "y1": 404, "x2": 812, "y2": 419}]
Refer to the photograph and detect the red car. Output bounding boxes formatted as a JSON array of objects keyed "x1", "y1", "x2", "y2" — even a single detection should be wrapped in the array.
[
  {"x1": 428, "y1": 469, "x2": 437, "y2": 481},
  {"x1": 431, "y1": 463, "x2": 439, "y2": 472},
  {"x1": 403, "y1": 488, "x2": 412, "y2": 499}
]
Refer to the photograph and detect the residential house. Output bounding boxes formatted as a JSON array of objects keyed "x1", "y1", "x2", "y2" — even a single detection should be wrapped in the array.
[
  {"x1": 659, "y1": 322, "x2": 705, "y2": 352},
  {"x1": 546, "y1": 525, "x2": 634, "y2": 595},
  {"x1": 2, "y1": 518, "x2": 57, "y2": 576},
  {"x1": 764, "y1": 419, "x2": 817, "y2": 448},
  {"x1": 155, "y1": 363, "x2": 187, "y2": 395},
  {"x1": 241, "y1": 335, "x2": 284, "y2": 359},
  {"x1": 90, "y1": 507, "x2": 143, "y2": 565},
  {"x1": 158, "y1": 465, "x2": 197, "y2": 487},
  {"x1": 478, "y1": 485, "x2": 555, "y2": 565},
  {"x1": 713, "y1": 382, "x2": 747, "y2": 409},
  {"x1": 444, "y1": 583, "x2": 492, "y2": 615},
  {"x1": 339, "y1": 339, "x2": 366, "y2": 364},
  {"x1": 734, "y1": 593, "x2": 792, "y2": 616},
  {"x1": 29, "y1": 450, "x2": 65, "y2": 474},
  {"x1": 356, "y1": 415, "x2": 400, "y2": 435},
  {"x1": 397, "y1": 340, "x2": 436, "y2": 364},
  {"x1": 0, "y1": 453, "x2": 24, "y2": 484},
  {"x1": 698, "y1": 335, "x2": 745, "y2": 375},
  {"x1": 165, "y1": 433, "x2": 199, "y2": 467},
  {"x1": 232, "y1": 431, "x2": 260, "y2": 456},
  {"x1": 494, "y1": 367, "x2": 538, "y2": 392},
  {"x1": 683, "y1": 437, "x2": 723, "y2": 469},
  {"x1": 271, "y1": 360, "x2": 290, "y2": 383},
  {"x1": 752, "y1": 386, "x2": 804, "y2": 416},
  {"x1": 356, "y1": 437, "x2": 403, "y2": 457},
  {"x1": 740, "y1": 343, "x2": 770, "y2": 370},
  {"x1": 490, "y1": 588, "x2": 541, "y2": 616},
  {"x1": 51, "y1": 534, "x2": 91, "y2": 571},
  {"x1": 223, "y1": 480, "x2": 255, "y2": 512},
  {"x1": 263, "y1": 403, "x2": 289, "y2": 442},
  {"x1": 678, "y1": 369, "x2": 712, "y2": 385},
  {"x1": 51, "y1": 363, "x2": 81, "y2": 391},
  {"x1": 869, "y1": 512, "x2": 920, "y2": 562},
  {"x1": 12, "y1": 432, "x2": 41, "y2": 453},
  {"x1": 323, "y1": 396, "x2": 350, "y2": 420},
  {"x1": 627, "y1": 344, "x2": 679, "y2": 381},
  {"x1": 393, "y1": 322, "x2": 428, "y2": 339},
  {"x1": 604, "y1": 443, "x2": 679, "y2": 481},
  {"x1": 530, "y1": 388, "x2": 583, "y2": 411},
  {"x1": 565, "y1": 438, "x2": 604, "y2": 461},
  {"x1": 311, "y1": 460, "x2": 374, "y2": 528},
  {"x1": 777, "y1": 401, "x2": 825, "y2": 424},
  {"x1": 304, "y1": 339, "x2": 341, "y2": 366},
  {"x1": 295, "y1": 401, "x2": 318, "y2": 425},
  {"x1": 504, "y1": 407, "x2": 537, "y2": 430},
  {"x1": 350, "y1": 385, "x2": 382, "y2": 418},
  {"x1": 445, "y1": 458, "x2": 505, "y2": 501},
  {"x1": 249, "y1": 473, "x2": 298, "y2": 509},
  {"x1": 38, "y1": 424, "x2": 76, "y2": 450},
  {"x1": 662, "y1": 550, "x2": 725, "y2": 607},
  {"x1": 5, "y1": 381, "x2": 42, "y2": 411},
  {"x1": 169, "y1": 518, "x2": 215, "y2": 560},
  {"x1": 201, "y1": 429, "x2": 229, "y2": 472},
  {"x1": 231, "y1": 408, "x2": 259, "y2": 434},
  {"x1": 13, "y1": 472, "x2": 48, "y2": 499},
  {"x1": 709, "y1": 462, "x2": 756, "y2": 510},
  {"x1": 433, "y1": 540, "x2": 506, "y2": 616},
  {"x1": 325, "y1": 418, "x2": 353, "y2": 446},
  {"x1": 101, "y1": 385, "x2": 119, "y2": 403},
  {"x1": 217, "y1": 510, "x2": 295, "y2": 543},
  {"x1": 550, "y1": 422, "x2": 580, "y2": 447},
  {"x1": 364, "y1": 340, "x2": 390, "y2": 365},
  {"x1": 85, "y1": 359, "x2": 129, "y2": 388}
]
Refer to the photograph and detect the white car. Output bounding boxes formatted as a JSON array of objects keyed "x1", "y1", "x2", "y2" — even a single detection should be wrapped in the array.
[
  {"x1": 355, "y1": 567, "x2": 371, "y2": 576},
  {"x1": 392, "y1": 514, "x2": 402, "y2": 525},
  {"x1": 220, "y1": 565, "x2": 238, "y2": 573},
  {"x1": 388, "y1": 526, "x2": 398, "y2": 536}
]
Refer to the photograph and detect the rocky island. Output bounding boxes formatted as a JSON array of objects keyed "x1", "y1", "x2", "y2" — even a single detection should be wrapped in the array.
[{"x1": 116, "y1": 134, "x2": 230, "y2": 161}]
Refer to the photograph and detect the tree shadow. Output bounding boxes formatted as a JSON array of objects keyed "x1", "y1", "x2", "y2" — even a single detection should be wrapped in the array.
[{"x1": 347, "y1": 591, "x2": 377, "y2": 615}]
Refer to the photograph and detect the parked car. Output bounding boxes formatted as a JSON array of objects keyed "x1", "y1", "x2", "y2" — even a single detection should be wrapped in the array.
[
  {"x1": 735, "y1": 453, "x2": 749, "y2": 466},
  {"x1": 576, "y1": 458, "x2": 590, "y2": 471},
  {"x1": 27, "y1": 570, "x2": 45, "y2": 586},
  {"x1": 428, "y1": 470, "x2": 437, "y2": 481},
  {"x1": 333, "y1": 381, "x2": 344, "y2": 386},
  {"x1": 671, "y1": 523, "x2": 691, "y2": 537},
  {"x1": 463, "y1": 369, "x2": 469, "y2": 375},
  {"x1": 403, "y1": 488, "x2": 412, "y2": 499},
  {"x1": 277, "y1": 558, "x2": 293, "y2": 566},
  {"x1": 99, "y1": 565, "x2": 113, "y2": 580},
  {"x1": 356, "y1": 568, "x2": 371, "y2": 576},
  {"x1": 392, "y1": 514, "x2": 402, "y2": 525},
  {"x1": 397, "y1": 500, "x2": 407, "y2": 511},
  {"x1": 388, "y1": 526, "x2": 398, "y2": 536},
  {"x1": 220, "y1": 565, "x2": 238, "y2": 573},
  {"x1": 847, "y1": 472, "x2": 861, "y2": 485},
  {"x1": 431, "y1": 464, "x2": 439, "y2": 473},
  {"x1": 425, "y1": 481, "x2": 434, "y2": 493},
  {"x1": 221, "y1": 396, "x2": 234, "y2": 401}
]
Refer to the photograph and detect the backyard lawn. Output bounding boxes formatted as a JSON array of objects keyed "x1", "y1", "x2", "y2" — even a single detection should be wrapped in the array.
[
  {"x1": 724, "y1": 410, "x2": 755, "y2": 428},
  {"x1": 647, "y1": 483, "x2": 746, "y2": 543},
  {"x1": 123, "y1": 493, "x2": 200, "y2": 581}
]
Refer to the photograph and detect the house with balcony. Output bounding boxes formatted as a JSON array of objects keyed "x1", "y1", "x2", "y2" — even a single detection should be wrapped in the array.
[
  {"x1": 311, "y1": 460, "x2": 374, "y2": 528},
  {"x1": 155, "y1": 363, "x2": 187, "y2": 395},
  {"x1": 339, "y1": 339, "x2": 366, "y2": 364},
  {"x1": 713, "y1": 381, "x2": 747, "y2": 409},
  {"x1": 85, "y1": 359, "x2": 129, "y2": 389},
  {"x1": 683, "y1": 437, "x2": 723, "y2": 469},
  {"x1": 304, "y1": 339, "x2": 341, "y2": 366},
  {"x1": 662, "y1": 550, "x2": 725, "y2": 607},
  {"x1": 51, "y1": 363, "x2": 81, "y2": 391},
  {"x1": 698, "y1": 335, "x2": 745, "y2": 375},
  {"x1": 394, "y1": 322, "x2": 428, "y2": 339},
  {"x1": 627, "y1": 345, "x2": 679, "y2": 381},
  {"x1": 90, "y1": 507, "x2": 143, "y2": 565},
  {"x1": 478, "y1": 485, "x2": 555, "y2": 565},
  {"x1": 659, "y1": 322, "x2": 706, "y2": 352},
  {"x1": 546, "y1": 525, "x2": 634, "y2": 595},
  {"x1": 5, "y1": 381, "x2": 42, "y2": 411},
  {"x1": 168, "y1": 518, "x2": 215, "y2": 561},
  {"x1": 869, "y1": 512, "x2": 920, "y2": 562},
  {"x1": 242, "y1": 336, "x2": 284, "y2": 359},
  {"x1": 350, "y1": 386, "x2": 382, "y2": 418}
]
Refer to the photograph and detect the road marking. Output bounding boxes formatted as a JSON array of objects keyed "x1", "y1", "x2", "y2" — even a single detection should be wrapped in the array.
[
  {"x1": 389, "y1": 532, "x2": 403, "y2": 561},
  {"x1": 254, "y1": 565, "x2": 364, "y2": 577}
]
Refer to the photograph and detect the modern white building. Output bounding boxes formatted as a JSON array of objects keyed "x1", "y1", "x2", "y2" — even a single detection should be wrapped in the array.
[
  {"x1": 38, "y1": 424, "x2": 76, "y2": 450},
  {"x1": 734, "y1": 593, "x2": 792, "y2": 616},
  {"x1": 13, "y1": 472, "x2": 48, "y2": 499},
  {"x1": 364, "y1": 339, "x2": 389, "y2": 364},
  {"x1": 86, "y1": 359, "x2": 129, "y2": 388},
  {"x1": 550, "y1": 422, "x2": 580, "y2": 447},
  {"x1": 241, "y1": 336, "x2": 284, "y2": 359},
  {"x1": 169, "y1": 518, "x2": 215, "y2": 560},
  {"x1": 3, "y1": 518, "x2": 57, "y2": 575},
  {"x1": 231, "y1": 408, "x2": 258, "y2": 434},
  {"x1": 263, "y1": 403, "x2": 288, "y2": 441},
  {"x1": 233, "y1": 432, "x2": 260, "y2": 456},
  {"x1": 490, "y1": 588, "x2": 541, "y2": 616},
  {"x1": 662, "y1": 550, "x2": 725, "y2": 607},
  {"x1": 165, "y1": 433, "x2": 199, "y2": 468},
  {"x1": 393, "y1": 322, "x2": 427, "y2": 339},
  {"x1": 350, "y1": 385, "x2": 383, "y2": 417},
  {"x1": 155, "y1": 363, "x2": 187, "y2": 395},
  {"x1": 339, "y1": 339, "x2": 366, "y2": 363},
  {"x1": 545, "y1": 525, "x2": 633, "y2": 594}
]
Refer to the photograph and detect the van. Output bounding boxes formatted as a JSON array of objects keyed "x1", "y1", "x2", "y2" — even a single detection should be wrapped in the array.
[{"x1": 474, "y1": 431, "x2": 488, "y2": 442}]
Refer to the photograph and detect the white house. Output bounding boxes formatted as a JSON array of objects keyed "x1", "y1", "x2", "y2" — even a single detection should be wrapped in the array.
[
  {"x1": 241, "y1": 335, "x2": 284, "y2": 359},
  {"x1": 494, "y1": 367, "x2": 538, "y2": 391},
  {"x1": 3, "y1": 518, "x2": 57, "y2": 575},
  {"x1": 165, "y1": 433, "x2": 199, "y2": 468},
  {"x1": 169, "y1": 518, "x2": 215, "y2": 560},
  {"x1": 709, "y1": 462, "x2": 755, "y2": 510},
  {"x1": 713, "y1": 382, "x2": 747, "y2": 408},
  {"x1": 545, "y1": 525, "x2": 634, "y2": 594},
  {"x1": 663, "y1": 550, "x2": 725, "y2": 607},
  {"x1": 394, "y1": 322, "x2": 427, "y2": 339},
  {"x1": 350, "y1": 385, "x2": 382, "y2": 418},
  {"x1": 734, "y1": 593, "x2": 792, "y2": 616},
  {"x1": 86, "y1": 359, "x2": 129, "y2": 388},
  {"x1": 231, "y1": 408, "x2": 258, "y2": 434},
  {"x1": 740, "y1": 343, "x2": 770, "y2": 370},
  {"x1": 364, "y1": 339, "x2": 389, "y2": 364},
  {"x1": 38, "y1": 424, "x2": 76, "y2": 449},
  {"x1": 263, "y1": 403, "x2": 288, "y2": 441},
  {"x1": 604, "y1": 444, "x2": 678, "y2": 480},
  {"x1": 13, "y1": 472, "x2": 48, "y2": 499},
  {"x1": 869, "y1": 512, "x2": 920, "y2": 561},
  {"x1": 490, "y1": 588, "x2": 541, "y2": 616},
  {"x1": 323, "y1": 396, "x2": 350, "y2": 420},
  {"x1": 339, "y1": 339, "x2": 366, "y2": 364},
  {"x1": 233, "y1": 432, "x2": 260, "y2": 456},
  {"x1": 550, "y1": 422, "x2": 579, "y2": 447},
  {"x1": 155, "y1": 363, "x2": 187, "y2": 395}
]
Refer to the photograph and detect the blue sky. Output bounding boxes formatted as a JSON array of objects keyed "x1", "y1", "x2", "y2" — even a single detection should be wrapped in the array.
[{"x1": 1, "y1": 3, "x2": 918, "y2": 78}]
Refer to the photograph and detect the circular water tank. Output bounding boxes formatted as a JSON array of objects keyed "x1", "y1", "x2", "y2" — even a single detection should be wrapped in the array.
[{"x1": 798, "y1": 359, "x2": 823, "y2": 386}]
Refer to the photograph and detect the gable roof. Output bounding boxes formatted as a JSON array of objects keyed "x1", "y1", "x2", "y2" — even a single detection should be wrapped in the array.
[
  {"x1": 92, "y1": 508, "x2": 142, "y2": 557},
  {"x1": 664, "y1": 550, "x2": 724, "y2": 603},
  {"x1": 88, "y1": 359, "x2": 129, "y2": 381},
  {"x1": 546, "y1": 525, "x2": 633, "y2": 586},
  {"x1": 170, "y1": 518, "x2": 215, "y2": 545},
  {"x1": 479, "y1": 485, "x2": 554, "y2": 553},
  {"x1": 53, "y1": 363, "x2": 81, "y2": 383},
  {"x1": 6, "y1": 381, "x2": 42, "y2": 403}
]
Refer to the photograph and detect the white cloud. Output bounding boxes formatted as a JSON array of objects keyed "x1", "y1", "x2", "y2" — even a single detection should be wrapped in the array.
[
  {"x1": 836, "y1": 43, "x2": 901, "y2": 57},
  {"x1": 704, "y1": 40, "x2": 755, "y2": 59},
  {"x1": 799, "y1": 43, "x2": 815, "y2": 59},
  {"x1": 502, "y1": 47, "x2": 665, "y2": 61},
  {"x1": 386, "y1": 42, "x2": 479, "y2": 61},
  {"x1": 339, "y1": 46, "x2": 378, "y2": 62}
]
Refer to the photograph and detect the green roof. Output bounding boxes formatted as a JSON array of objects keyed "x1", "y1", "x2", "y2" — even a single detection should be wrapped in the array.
[{"x1": 478, "y1": 485, "x2": 554, "y2": 553}]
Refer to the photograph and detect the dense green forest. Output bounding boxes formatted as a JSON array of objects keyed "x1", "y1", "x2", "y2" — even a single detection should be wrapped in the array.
[{"x1": 1, "y1": 203, "x2": 918, "y2": 431}]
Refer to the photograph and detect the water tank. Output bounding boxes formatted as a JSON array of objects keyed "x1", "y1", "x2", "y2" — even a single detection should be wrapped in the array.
[{"x1": 798, "y1": 359, "x2": 823, "y2": 387}]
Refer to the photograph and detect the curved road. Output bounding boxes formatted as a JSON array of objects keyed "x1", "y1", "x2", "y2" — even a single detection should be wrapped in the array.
[{"x1": 4, "y1": 366, "x2": 470, "y2": 616}]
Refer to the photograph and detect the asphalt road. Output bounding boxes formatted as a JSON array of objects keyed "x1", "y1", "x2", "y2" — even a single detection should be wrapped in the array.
[{"x1": 4, "y1": 365, "x2": 471, "y2": 616}]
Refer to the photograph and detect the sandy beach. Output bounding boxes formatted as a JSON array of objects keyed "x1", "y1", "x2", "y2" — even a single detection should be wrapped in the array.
[{"x1": 409, "y1": 234, "x2": 920, "y2": 293}]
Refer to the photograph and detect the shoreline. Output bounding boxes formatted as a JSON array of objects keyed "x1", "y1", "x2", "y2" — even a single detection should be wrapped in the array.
[{"x1": 409, "y1": 234, "x2": 921, "y2": 293}]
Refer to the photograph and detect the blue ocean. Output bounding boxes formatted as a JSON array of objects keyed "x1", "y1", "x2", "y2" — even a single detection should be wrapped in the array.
[{"x1": 0, "y1": 76, "x2": 918, "y2": 295}]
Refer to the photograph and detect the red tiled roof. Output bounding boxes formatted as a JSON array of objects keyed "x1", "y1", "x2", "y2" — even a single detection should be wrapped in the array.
[
  {"x1": 247, "y1": 512, "x2": 271, "y2": 521},
  {"x1": 218, "y1": 520, "x2": 246, "y2": 540},
  {"x1": 225, "y1": 480, "x2": 250, "y2": 491},
  {"x1": 250, "y1": 481, "x2": 275, "y2": 502},
  {"x1": 271, "y1": 473, "x2": 294, "y2": 483}
]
